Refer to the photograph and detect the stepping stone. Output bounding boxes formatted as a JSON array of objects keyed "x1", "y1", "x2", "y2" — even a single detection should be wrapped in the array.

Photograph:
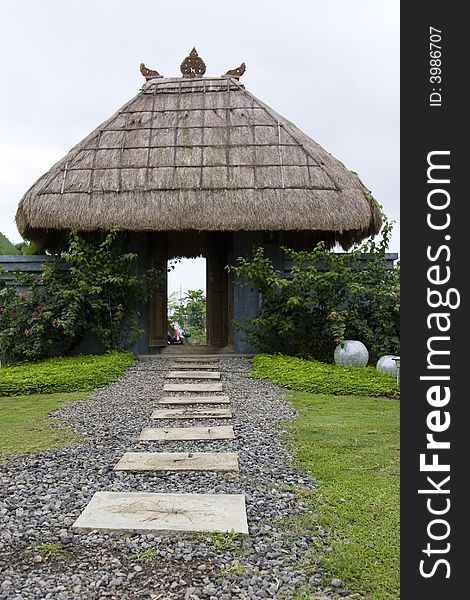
[
  {"x1": 163, "y1": 383, "x2": 223, "y2": 393},
  {"x1": 151, "y1": 407, "x2": 232, "y2": 419},
  {"x1": 158, "y1": 395, "x2": 230, "y2": 405},
  {"x1": 73, "y1": 492, "x2": 248, "y2": 534},
  {"x1": 166, "y1": 371, "x2": 221, "y2": 380},
  {"x1": 174, "y1": 357, "x2": 219, "y2": 363},
  {"x1": 139, "y1": 425, "x2": 235, "y2": 441},
  {"x1": 114, "y1": 451, "x2": 239, "y2": 472},
  {"x1": 169, "y1": 363, "x2": 218, "y2": 370}
]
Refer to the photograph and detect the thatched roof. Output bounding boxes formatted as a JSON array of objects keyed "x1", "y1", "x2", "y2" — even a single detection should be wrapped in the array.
[{"x1": 16, "y1": 72, "x2": 381, "y2": 248}]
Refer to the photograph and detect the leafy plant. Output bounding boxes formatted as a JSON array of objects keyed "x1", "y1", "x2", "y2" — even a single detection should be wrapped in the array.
[
  {"x1": 0, "y1": 229, "x2": 163, "y2": 361},
  {"x1": 229, "y1": 217, "x2": 399, "y2": 362},
  {"x1": 57, "y1": 229, "x2": 162, "y2": 352},
  {"x1": 0, "y1": 268, "x2": 82, "y2": 362},
  {"x1": 252, "y1": 354, "x2": 399, "y2": 398},
  {"x1": 0, "y1": 352, "x2": 135, "y2": 396}
]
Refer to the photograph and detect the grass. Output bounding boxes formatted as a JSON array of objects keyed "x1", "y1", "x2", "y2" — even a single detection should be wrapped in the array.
[
  {"x1": 0, "y1": 391, "x2": 85, "y2": 461},
  {"x1": 27, "y1": 541, "x2": 68, "y2": 559},
  {"x1": 252, "y1": 354, "x2": 399, "y2": 398},
  {"x1": 286, "y1": 391, "x2": 400, "y2": 599},
  {"x1": 131, "y1": 549, "x2": 158, "y2": 562},
  {"x1": 0, "y1": 352, "x2": 135, "y2": 396}
]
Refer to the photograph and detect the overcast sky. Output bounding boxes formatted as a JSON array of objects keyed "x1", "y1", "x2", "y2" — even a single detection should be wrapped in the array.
[{"x1": 0, "y1": 0, "x2": 399, "y2": 295}]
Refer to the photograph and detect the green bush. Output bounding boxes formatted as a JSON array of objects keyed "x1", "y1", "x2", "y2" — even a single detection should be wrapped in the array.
[
  {"x1": 0, "y1": 352, "x2": 135, "y2": 396},
  {"x1": 230, "y1": 217, "x2": 399, "y2": 362},
  {"x1": 252, "y1": 354, "x2": 399, "y2": 398},
  {"x1": 0, "y1": 269, "x2": 81, "y2": 362},
  {"x1": 0, "y1": 229, "x2": 162, "y2": 362}
]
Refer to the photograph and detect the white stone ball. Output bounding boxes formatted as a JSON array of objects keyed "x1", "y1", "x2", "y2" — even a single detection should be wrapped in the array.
[
  {"x1": 334, "y1": 340, "x2": 369, "y2": 367},
  {"x1": 376, "y1": 355, "x2": 398, "y2": 377}
]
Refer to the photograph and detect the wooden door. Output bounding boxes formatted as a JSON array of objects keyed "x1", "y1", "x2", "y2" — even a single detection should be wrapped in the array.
[
  {"x1": 148, "y1": 233, "x2": 168, "y2": 347},
  {"x1": 206, "y1": 233, "x2": 229, "y2": 347}
]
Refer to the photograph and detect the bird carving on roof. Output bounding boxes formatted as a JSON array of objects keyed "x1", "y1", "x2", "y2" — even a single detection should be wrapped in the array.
[
  {"x1": 140, "y1": 63, "x2": 163, "y2": 80},
  {"x1": 223, "y1": 62, "x2": 246, "y2": 79}
]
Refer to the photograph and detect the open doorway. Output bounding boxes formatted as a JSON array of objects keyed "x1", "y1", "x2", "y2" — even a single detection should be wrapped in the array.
[
  {"x1": 167, "y1": 257, "x2": 207, "y2": 346},
  {"x1": 147, "y1": 232, "x2": 233, "y2": 351}
]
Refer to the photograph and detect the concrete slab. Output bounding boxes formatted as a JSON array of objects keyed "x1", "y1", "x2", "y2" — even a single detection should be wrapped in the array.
[
  {"x1": 73, "y1": 492, "x2": 248, "y2": 534},
  {"x1": 169, "y1": 363, "x2": 218, "y2": 370},
  {"x1": 163, "y1": 383, "x2": 223, "y2": 393},
  {"x1": 151, "y1": 408, "x2": 232, "y2": 419},
  {"x1": 114, "y1": 452, "x2": 239, "y2": 472},
  {"x1": 166, "y1": 371, "x2": 221, "y2": 380},
  {"x1": 173, "y1": 357, "x2": 220, "y2": 363},
  {"x1": 158, "y1": 395, "x2": 230, "y2": 405},
  {"x1": 140, "y1": 425, "x2": 235, "y2": 441}
]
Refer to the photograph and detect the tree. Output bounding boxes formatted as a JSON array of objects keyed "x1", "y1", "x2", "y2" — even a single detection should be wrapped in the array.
[
  {"x1": 168, "y1": 289, "x2": 206, "y2": 330},
  {"x1": 229, "y1": 217, "x2": 399, "y2": 362}
]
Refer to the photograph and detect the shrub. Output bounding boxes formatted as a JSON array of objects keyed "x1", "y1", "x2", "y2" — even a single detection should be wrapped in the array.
[
  {"x1": 0, "y1": 229, "x2": 163, "y2": 362},
  {"x1": 0, "y1": 270, "x2": 82, "y2": 362},
  {"x1": 229, "y1": 217, "x2": 399, "y2": 362},
  {"x1": 252, "y1": 354, "x2": 399, "y2": 398},
  {"x1": 0, "y1": 352, "x2": 135, "y2": 396}
]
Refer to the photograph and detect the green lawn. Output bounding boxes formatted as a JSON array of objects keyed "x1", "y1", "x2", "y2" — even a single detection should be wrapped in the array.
[
  {"x1": 252, "y1": 354, "x2": 400, "y2": 598},
  {"x1": 0, "y1": 391, "x2": 86, "y2": 461},
  {"x1": 0, "y1": 352, "x2": 135, "y2": 459},
  {"x1": 286, "y1": 391, "x2": 400, "y2": 599},
  {"x1": 252, "y1": 354, "x2": 399, "y2": 398},
  {"x1": 0, "y1": 352, "x2": 135, "y2": 396}
]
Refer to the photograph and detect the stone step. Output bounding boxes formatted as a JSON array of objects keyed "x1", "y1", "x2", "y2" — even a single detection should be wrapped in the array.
[
  {"x1": 163, "y1": 383, "x2": 223, "y2": 393},
  {"x1": 73, "y1": 492, "x2": 248, "y2": 534},
  {"x1": 157, "y1": 395, "x2": 230, "y2": 405},
  {"x1": 169, "y1": 363, "x2": 218, "y2": 370},
  {"x1": 173, "y1": 356, "x2": 221, "y2": 362},
  {"x1": 151, "y1": 408, "x2": 232, "y2": 419},
  {"x1": 140, "y1": 425, "x2": 235, "y2": 441},
  {"x1": 166, "y1": 371, "x2": 221, "y2": 380},
  {"x1": 114, "y1": 451, "x2": 239, "y2": 472}
]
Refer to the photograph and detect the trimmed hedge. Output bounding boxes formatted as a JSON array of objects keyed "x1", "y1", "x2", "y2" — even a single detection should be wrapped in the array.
[
  {"x1": 0, "y1": 353, "x2": 135, "y2": 396},
  {"x1": 252, "y1": 354, "x2": 399, "y2": 398}
]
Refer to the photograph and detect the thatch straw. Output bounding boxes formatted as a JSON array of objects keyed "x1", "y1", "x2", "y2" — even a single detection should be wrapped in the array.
[{"x1": 16, "y1": 76, "x2": 381, "y2": 248}]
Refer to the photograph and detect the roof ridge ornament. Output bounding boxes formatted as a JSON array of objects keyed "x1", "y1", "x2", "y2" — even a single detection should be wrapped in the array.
[
  {"x1": 223, "y1": 62, "x2": 246, "y2": 79},
  {"x1": 180, "y1": 47, "x2": 206, "y2": 78},
  {"x1": 140, "y1": 63, "x2": 163, "y2": 80}
]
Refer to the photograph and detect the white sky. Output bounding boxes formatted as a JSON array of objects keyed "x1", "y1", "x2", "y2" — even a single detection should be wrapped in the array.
[{"x1": 0, "y1": 0, "x2": 399, "y2": 294}]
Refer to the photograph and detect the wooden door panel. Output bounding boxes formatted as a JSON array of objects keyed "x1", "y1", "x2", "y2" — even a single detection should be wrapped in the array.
[
  {"x1": 206, "y1": 233, "x2": 229, "y2": 348},
  {"x1": 148, "y1": 233, "x2": 167, "y2": 347}
]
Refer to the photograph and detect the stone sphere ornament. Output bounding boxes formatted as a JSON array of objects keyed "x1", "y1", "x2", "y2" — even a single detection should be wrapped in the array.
[
  {"x1": 376, "y1": 355, "x2": 399, "y2": 377},
  {"x1": 334, "y1": 340, "x2": 369, "y2": 367}
]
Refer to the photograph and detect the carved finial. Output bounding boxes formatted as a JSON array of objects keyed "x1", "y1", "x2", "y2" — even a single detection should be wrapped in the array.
[
  {"x1": 223, "y1": 62, "x2": 246, "y2": 79},
  {"x1": 180, "y1": 47, "x2": 206, "y2": 78},
  {"x1": 140, "y1": 63, "x2": 163, "y2": 80}
]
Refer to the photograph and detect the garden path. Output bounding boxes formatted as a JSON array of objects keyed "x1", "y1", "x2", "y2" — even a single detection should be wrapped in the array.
[
  {"x1": 0, "y1": 356, "x2": 343, "y2": 598},
  {"x1": 73, "y1": 359, "x2": 249, "y2": 534}
]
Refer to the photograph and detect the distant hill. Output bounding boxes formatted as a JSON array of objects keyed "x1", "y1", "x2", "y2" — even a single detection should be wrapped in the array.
[{"x1": 0, "y1": 232, "x2": 21, "y2": 255}]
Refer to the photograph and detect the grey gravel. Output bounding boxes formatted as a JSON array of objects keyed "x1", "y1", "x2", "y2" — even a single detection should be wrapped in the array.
[{"x1": 0, "y1": 356, "x2": 347, "y2": 599}]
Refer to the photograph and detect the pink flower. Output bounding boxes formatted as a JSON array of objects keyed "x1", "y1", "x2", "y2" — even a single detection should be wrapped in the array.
[
  {"x1": 51, "y1": 319, "x2": 58, "y2": 328},
  {"x1": 24, "y1": 328, "x2": 31, "y2": 335},
  {"x1": 36, "y1": 305, "x2": 45, "y2": 312},
  {"x1": 32, "y1": 312, "x2": 38, "y2": 318}
]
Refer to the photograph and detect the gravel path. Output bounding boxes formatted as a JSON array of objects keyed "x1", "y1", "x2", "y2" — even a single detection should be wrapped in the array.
[{"x1": 0, "y1": 357, "x2": 347, "y2": 599}]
